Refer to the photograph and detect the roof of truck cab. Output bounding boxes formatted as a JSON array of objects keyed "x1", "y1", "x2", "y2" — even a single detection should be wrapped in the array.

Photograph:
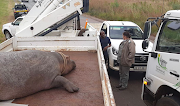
[
  {"x1": 164, "y1": 10, "x2": 180, "y2": 19},
  {"x1": 104, "y1": 21, "x2": 138, "y2": 26}
]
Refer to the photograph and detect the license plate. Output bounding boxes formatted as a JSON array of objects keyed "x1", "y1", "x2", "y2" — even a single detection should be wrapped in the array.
[{"x1": 134, "y1": 66, "x2": 146, "y2": 71}]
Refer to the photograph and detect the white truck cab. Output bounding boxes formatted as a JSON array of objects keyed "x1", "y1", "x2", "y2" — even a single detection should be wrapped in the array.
[
  {"x1": 142, "y1": 10, "x2": 180, "y2": 106},
  {"x1": 100, "y1": 21, "x2": 152, "y2": 71}
]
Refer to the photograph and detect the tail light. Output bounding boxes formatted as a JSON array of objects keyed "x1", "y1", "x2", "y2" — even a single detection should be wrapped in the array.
[{"x1": 144, "y1": 79, "x2": 151, "y2": 86}]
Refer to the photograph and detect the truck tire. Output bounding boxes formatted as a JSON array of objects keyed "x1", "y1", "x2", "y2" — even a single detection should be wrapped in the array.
[
  {"x1": 5, "y1": 31, "x2": 12, "y2": 40},
  {"x1": 156, "y1": 96, "x2": 180, "y2": 106}
]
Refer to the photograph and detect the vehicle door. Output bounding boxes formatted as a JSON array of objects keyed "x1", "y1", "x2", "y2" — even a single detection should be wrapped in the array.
[
  {"x1": 100, "y1": 23, "x2": 107, "y2": 35},
  {"x1": 10, "y1": 18, "x2": 23, "y2": 36},
  {"x1": 148, "y1": 20, "x2": 180, "y2": 88}
]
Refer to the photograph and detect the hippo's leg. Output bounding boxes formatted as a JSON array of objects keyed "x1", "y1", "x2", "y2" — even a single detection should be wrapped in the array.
[{"x1": 51, "y1": 76, "x2": 79, "y2": 93}]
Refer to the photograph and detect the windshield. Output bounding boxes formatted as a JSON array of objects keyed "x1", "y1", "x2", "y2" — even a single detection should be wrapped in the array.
[
  {"x1": 109, "y1": 26, "x2": 143, "y2": 39},
  {"x1": 15, "y1": 5, "x2": 27, "y2": 10},
  {"x1": 14, "y1": 18, "x2": 23, "y2": 25},
  {"x1": 156, "y1": 20, "x2": 180, "y2": 53}
]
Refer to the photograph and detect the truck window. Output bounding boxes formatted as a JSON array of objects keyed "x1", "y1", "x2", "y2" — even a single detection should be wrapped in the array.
[
  {"x1": 101, "y1": 24, "x2": 107, "y2": 35},
  {"x1": 14, "y1": 18, "x2": 23, "y2": 25},
  {"x1": 156, "y1": 20, "x2": 180, "y2": 53},
  {"x1": 109, "y1": 26, "x2": 143, "y2": 39},
  {"x1": 15, "y1": 5, "x2": 27, "y2": 10}
]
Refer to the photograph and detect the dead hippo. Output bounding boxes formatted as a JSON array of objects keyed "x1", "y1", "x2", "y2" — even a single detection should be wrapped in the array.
[{"x1": 0, "y1": 50, "x2": 79, "y2": 100}]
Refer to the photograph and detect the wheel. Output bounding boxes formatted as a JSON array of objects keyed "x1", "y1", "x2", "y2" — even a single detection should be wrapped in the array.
[
  {"x1": 156, "y1": 96, "x2": 180, "y2": 106},
  {"x1": 4, "y1": 31, "x2": 12, "y2": 40}
]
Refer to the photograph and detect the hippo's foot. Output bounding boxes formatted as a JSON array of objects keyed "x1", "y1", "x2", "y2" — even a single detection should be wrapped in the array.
[
  {"x1": 51, "y1": 76, "x2": 79, "y2": 93},
  {"x1": 64, "y1": 82, "x2": 79, "y2": 93}
]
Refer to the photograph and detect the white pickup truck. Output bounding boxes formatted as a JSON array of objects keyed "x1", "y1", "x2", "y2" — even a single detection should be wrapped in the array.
[
  {"x1": 0, "y1": 0, "x2": 115, "y2": 105},
  {"x1": 2, "y1": 16, "x2": 24, "y2": 39},
  {"x1": 89, "y1": 21, "x2": 153, "y2": 71},
  {"x1": 2, "y1": 16, "x2": 60, "y2": 39}
]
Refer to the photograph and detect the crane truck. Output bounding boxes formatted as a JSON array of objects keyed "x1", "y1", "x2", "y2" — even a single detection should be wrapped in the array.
[
  {"x1": 141, "y1": 10, "x2": 180, "y2": 106},
  {"x1": 0, "y1": 0, "x2": 115, "y2": 106}
]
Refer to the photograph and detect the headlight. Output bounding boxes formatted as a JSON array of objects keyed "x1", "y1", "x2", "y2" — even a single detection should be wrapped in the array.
[{"x1": 112, "y1": 47, "x2": 118, "y2": 55}]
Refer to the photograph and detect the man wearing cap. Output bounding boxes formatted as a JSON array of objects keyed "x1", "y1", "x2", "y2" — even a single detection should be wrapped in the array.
[{"x1": 116, "y1": 31, "x2": 136, "y2": 90}]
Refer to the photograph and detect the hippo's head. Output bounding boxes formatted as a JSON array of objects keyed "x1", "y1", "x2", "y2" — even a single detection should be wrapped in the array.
[{"x1": 61, "y1": 56, "x2": 76, "y2": 75}]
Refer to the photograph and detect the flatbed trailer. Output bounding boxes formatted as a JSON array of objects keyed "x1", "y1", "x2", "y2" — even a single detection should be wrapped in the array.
[{"x1": 0, "y1": 36, "x2": 116, "y2": 106}]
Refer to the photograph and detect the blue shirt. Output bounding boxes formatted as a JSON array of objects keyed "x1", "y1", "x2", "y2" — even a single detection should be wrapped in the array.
[{"x1": 100, "y1": 36, "x2": 111, "y2": 56}]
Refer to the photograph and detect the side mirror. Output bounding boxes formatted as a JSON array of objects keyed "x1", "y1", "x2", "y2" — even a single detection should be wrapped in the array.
[
  {"x1": 11, "y1": 22, "x2": 14, "y2": 25},
  {"x1": 82, "y1": 0, "x2": 89, "y2": 13},
  {"x1": 142, "y1": 39, "x2": 149, "y2": 50},
  {"x1": 143, "y1": 21, "x2": 151, "y2": 40}
]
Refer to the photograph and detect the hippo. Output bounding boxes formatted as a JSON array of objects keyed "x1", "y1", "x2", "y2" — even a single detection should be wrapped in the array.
[{"x1": 0, "y1": 50, "x2": 79, "y2": 100}]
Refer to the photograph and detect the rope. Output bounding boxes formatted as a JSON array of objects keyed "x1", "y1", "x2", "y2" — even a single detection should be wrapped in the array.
[{"x1": 58, "y1": 52, "x2": 67, "y2": 74}]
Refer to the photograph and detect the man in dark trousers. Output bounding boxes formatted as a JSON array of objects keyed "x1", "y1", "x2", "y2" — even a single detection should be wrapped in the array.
[
  {"x1": 100, "y1": 30, "x2": 111, "y2": 64},
  {"x1": 116, "y1": 31, "x2": 135, "y2": 90}
]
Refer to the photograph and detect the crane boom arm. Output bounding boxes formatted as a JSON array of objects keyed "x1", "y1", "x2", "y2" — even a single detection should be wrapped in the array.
[{"x1": 16, "y1": 0, "x2": 88, "y2": 37}]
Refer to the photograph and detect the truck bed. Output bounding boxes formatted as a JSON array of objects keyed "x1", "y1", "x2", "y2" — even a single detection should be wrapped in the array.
[{"x1": 12, "y1": 51, "x2": 104, "y2": 106}]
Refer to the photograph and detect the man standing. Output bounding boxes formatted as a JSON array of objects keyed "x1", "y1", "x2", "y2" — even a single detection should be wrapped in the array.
[
  {"x1": 100, "y1": 30, "x2": 111, "y2": 64},
  {"x1": 117, "y1": 31, "x2": 135, "y2": 90}
]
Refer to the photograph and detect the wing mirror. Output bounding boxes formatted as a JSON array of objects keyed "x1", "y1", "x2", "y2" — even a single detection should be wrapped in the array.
[
  {"x1": 143, "y1": 21, "x2": 151, "y2": 40},
  {"x1": 142, "y1": 39, "x2": 149, "y2": 50}
]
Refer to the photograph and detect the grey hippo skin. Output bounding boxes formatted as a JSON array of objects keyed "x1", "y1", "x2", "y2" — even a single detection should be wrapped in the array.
[{"x1": 0, "y1": 50, "x2": 79, "y2": 100}]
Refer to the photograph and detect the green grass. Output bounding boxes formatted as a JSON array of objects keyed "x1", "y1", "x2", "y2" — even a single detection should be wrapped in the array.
[
  {"x1": 87, "y1": 0, "x2": 180, "y2": 36},
  {"x1": 0, "y1": 0, "x2": 14, "y2": 43}
]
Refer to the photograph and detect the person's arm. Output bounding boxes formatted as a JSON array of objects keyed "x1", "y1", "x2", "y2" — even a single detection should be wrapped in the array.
[
  {"x1": 127, "y1": 41, "x2": 136, "y2": 60},
  {"x1": 108, "y1": 38, "x2": 111, "y2": 47},
  {"x1": 103, "y1": 38, "x2": 111, "y2": 51},
  {"x1": 103, "y1": 45, "x2": 110, "y2": 51},
  {"x1": 117, "y1": 43, "x2": 121, "y2": 63},
  {"x1": 107, "y1": 43, "x2": 111, "y2": 47}
]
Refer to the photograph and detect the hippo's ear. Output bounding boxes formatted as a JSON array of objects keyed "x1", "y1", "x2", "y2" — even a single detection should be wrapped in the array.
[{"x1": 66, "y1": 56, "x2": 70, "y2": 60}]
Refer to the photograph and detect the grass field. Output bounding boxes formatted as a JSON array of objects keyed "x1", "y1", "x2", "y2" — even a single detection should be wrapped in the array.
[
  {"x1": 88, "y1": 0, "x2": 180, "y2": 34},
  {"x1": 0, "y1": 0, "x2": 14, "y2": 43}
]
